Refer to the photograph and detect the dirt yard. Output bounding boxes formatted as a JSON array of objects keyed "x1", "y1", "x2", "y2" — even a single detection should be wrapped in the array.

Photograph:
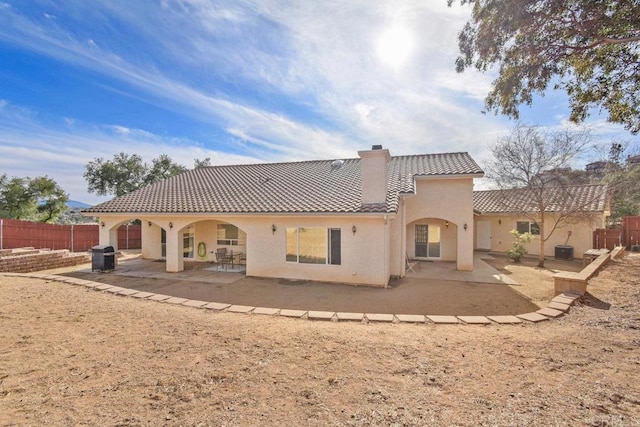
[{"x1": 0, "y1": 254, "x2": 639, "y2": 426}]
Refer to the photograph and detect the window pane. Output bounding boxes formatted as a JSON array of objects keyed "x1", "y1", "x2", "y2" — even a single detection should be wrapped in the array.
[
  {"x1": 299, "y1": 227, "x2": 327, "y2": 264},
  {"x1": 516, "y1": 221, "x2": 529, "y2": 234},
  {"x1": 329, "y1": 229, "x2": 341, "y2": 265},
  {"x1": 428, "y1": 226, "x2": 440, "y2": 257},
  {"x1": 530, "y1": 222, "x2": 540, "y2": 235},
  {"x1": 218, "y1": 224, "x2": 239, "y2": 240},
  {"x1": 286, "y1": 228, "x2": 298, "y2": 262},
  {"x1": 183, "y1": 233, "x2": 194, "y2": 258}
]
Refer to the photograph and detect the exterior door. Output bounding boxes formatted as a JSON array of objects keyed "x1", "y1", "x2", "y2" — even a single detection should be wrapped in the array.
[
  {"x1": 415, "y1": 224, "x2": 441, "y2": 258},
  {"x1": 415, "y1": 225, "x2": 428, "y2": 257},
  {"x1": 477, "y1": 220, "x2": 492, "y2": 250}
]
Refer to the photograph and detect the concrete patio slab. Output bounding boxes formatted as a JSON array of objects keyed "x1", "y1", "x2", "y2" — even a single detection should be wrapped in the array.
[
  {"x1": 427, "y1": 315, "x2": 459, "y2": 324},
  {"x1": 517, "y1": 312, "x2": 549, "y2": 323},
  {"x1": 131, "y1": 291, "x2": 155, "y2": 299},
  {"x1": 551, "y1": 295, "x2": 575, "y2": 305},
  {"x1": 547, "y1": 301, "x2": 570, "y2": 312},
  {"x1": 558, "y1": 292, "x2": 582, "y2": 300},
  {"x1": 336, "y1": 312, "x2": 365, "y2": 321},
  {"x1": 365, "y1": 313, "x2": 394, "y2": 322},
  {"x1": 203, "y1": 302, "x2": 231, "y2": 311},
  {"x1": 117, "y1": 288, "x2": 140, "y2": 296},
  {"x1": 308, "y1": 311, "x2": 335, "y2": 320},
  {"x1": 164, "y1": 297, "x2": 189, "y2": 305},
  {"x1": 280, "y1": 309, "x2": 307, "y2": 318},
  {"x1": 487, "y1": 315, "x2": 522, "y2": 324},
  {"x1": 537, "y1": 307, "x2": 564, "y2": 318},
  {"x1": 457, "y1": 316, "x2": 492, "y2": 325},
  {"x1": 253, "y1": 307, "x2": 280, "y2": 315},
  {"x1": 148, "y1": 294, "x2": 172, "y2": 301},
  {"x1": 395, "y1": 314, "x2": 426, "y2": 323},
  {"x1": 182, "y1": 300, "x2": 208, "y2": 308},
  {"x1": 227, "y1": 305, "x2": 254, "y2": 313},
  {"x1": 82, "y1": 281, "x2": 103, "y2": 288}
]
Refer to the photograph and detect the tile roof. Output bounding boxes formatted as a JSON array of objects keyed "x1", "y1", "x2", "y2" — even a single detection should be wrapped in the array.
[
  {"x1": 473, "y1": 184, "x2": 608, "y2": 214},
  {"x1": 84, "y1": 152, "x2": 483, "y2": 215}
]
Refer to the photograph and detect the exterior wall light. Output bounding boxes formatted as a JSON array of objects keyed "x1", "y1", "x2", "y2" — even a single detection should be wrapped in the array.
[
  {"x1": 445, "y1": 221, "x2": 449, "y2": 228},
  {"x1": 100, "y1": 221, "x2": 105, "y2": 228},
  {"x1": 148, "y1": 221, "x2": 152, "y2": 227},
  {"x1": 463, "y1": 223, "x2": 468, "y2": 231},
  {"x1": 498, "y1": 219, "x2": 502, "y2": 225},
  {"x1": 271, "y1": 224, "x2": 277, "y2": 234},
  {"x1": 352, "y1": 225, "x2": 357, "y2": 235},
  {"x1": 169, "y1": 222, "x2": 173, "y2": 230}
]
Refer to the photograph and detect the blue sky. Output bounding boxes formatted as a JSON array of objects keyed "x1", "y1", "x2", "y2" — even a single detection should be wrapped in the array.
[{"x1": 0, "y1": 0, "x2": 637, "y2": 205}]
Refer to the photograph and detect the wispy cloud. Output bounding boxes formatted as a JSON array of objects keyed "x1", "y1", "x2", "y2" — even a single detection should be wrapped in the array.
[{"x1": 1, "y1": 0, "x2": 635, "y2": 205}]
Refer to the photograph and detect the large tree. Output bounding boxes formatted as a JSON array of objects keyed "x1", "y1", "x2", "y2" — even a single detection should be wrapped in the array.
[
  {"x1": 603, "y1": 142, "x2": 640, "y2": 219},
  {"x1": 486, "y1": 123, "x2": 606, "y2": 267},
  {"x1": 0, "y1": 174, "x2": 69, "y2": 222},
  {"x1": 84, "y1": 153, "x2": 188, "y2": 197},
  {"x1": 450, "y1": 0, "x2": 640, "y2": 133}
]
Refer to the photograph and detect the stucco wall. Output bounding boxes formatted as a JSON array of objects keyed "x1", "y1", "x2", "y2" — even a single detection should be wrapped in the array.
[
  {"x1": 404, "y1": 177, "x2": 475, "y2": 270},
  {"x1": 475, "y1": 214, "x2": 605, "y2": 257},
  {"x1": 237, "y1": 215, "x2": 391, "y2": 287},
  {"x1": 99, "y1": 214, "x2": 393, "y2": 287}
]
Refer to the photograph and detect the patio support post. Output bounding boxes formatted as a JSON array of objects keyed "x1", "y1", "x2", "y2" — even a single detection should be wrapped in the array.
[
  {"x1": 165, "y1": 228, "x2": 184, "y2": 272},
  {"x1": 457, "y1": 220, "x2": 474, "y2": 271},
  {"x1": 99, "y1": 220, "x2": 118, "y2": 250}
]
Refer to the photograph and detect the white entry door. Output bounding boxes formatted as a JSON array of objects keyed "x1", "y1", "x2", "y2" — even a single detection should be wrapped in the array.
[{"x1": 477, "y1": 220, "x2": 492, "y2": 250}]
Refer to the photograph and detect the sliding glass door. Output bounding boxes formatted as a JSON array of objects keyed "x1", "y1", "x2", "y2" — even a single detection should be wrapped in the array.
[{"x1": 415, "y1": 224, "x2": 440, "y2": 258}]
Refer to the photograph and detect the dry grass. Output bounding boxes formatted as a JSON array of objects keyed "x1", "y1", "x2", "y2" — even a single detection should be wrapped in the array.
[{"x1": 0, "y1": 253, "x2": 638, "y2": 426}]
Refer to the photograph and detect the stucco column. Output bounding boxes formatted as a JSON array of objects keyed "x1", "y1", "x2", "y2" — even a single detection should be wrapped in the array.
[
  {"x1": 457, "y1": 220, "x2": 474, "y2": 271},
  {"x1": 165, "y1": 228, "x2": 184, "y2": 272},
  {"x1": 98, "y1": 220, "x2": 118, "y2": 250}
]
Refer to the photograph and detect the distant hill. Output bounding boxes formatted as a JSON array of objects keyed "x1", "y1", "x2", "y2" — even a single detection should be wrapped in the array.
[{"x1": 67, "y1": 200, "x2": 92, "y2": 209}]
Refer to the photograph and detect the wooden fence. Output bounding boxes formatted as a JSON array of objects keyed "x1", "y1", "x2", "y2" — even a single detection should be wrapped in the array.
[
  {"x1": 622, "y1": 216, "x2": 640, "y2": 248},
  {"x1": 593, "y1": 216, "x2": 640, "y2": 250},
  {"x1": 0, "y1": 219, "x2": 141, "y2": 252}
]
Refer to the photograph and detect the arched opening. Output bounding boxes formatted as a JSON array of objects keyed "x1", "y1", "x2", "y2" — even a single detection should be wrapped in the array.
[
  {"x1": 407, "y1": 217, "x2": 457, "y2": 261},
  {"x1": 143, "y1": 219, "x2": 247, "y2": 272}
]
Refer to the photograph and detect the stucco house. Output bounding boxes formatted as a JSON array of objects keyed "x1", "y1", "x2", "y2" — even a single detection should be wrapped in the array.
[
  {"x1": 473, "y1": 184, "x2": 609, "y2": 257},
  {"x1": 84, "y1": 146, "x2": 484, "y2": 287}
]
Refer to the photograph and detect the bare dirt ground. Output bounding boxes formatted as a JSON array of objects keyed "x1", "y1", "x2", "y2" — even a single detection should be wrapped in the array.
[
  {"x1": 486, "y1": 254, "x2": 586, "y2": 307},
  {"x1": 1, "y1": 253, "x2": 639, "y2": 426}
]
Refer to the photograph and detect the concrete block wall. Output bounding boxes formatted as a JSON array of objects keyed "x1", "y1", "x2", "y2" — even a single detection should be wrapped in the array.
[{"x1": 0, "y1": 248, "x2": 90, "y2": 273}]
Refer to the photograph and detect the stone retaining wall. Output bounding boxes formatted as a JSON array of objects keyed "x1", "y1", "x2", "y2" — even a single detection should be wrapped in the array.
[
  {"x1": 0, "y1": 248, "x2": 90, "y2": 273},
  {"x1": 553, "y1": 246, "x2": 625, "y2": 296}
]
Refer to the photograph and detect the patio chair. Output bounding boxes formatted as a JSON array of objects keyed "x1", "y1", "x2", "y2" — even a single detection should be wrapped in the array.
[
  {"x1": 215, "y1": 248, "x2": 230, "y2": 270},
  {"x1": 406, "y1": 254, "x2": 419, "y2": 273}
]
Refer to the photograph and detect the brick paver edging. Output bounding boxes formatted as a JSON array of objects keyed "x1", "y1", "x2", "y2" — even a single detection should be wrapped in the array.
[{"x1": 1, "y1": 273, "x2": 582, "y2": 325}]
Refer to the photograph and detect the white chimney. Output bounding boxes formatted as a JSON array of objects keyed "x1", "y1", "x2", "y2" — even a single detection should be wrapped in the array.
[{"x1": 358, "y1": 145, "x2": 390, "y2": 205}]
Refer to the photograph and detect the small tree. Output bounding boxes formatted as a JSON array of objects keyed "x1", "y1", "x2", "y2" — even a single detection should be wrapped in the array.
[
  {"x1": 506, "y1": 229, "x2": 534, "y2": 263},
  {"x1": 486, "y1": 123, "x2": 605, "y2": 267}
]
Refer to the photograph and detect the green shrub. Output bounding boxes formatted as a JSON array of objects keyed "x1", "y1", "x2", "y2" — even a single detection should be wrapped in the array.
[{"x1": 506, "y1": 229, "x2": 534, "y2": 262}]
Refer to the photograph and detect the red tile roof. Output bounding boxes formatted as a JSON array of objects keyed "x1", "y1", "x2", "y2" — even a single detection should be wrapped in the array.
[
  {"x1": 473, "y1": 184, "x2": 608, "y2": 214},
  {"x1": 84, "y1": 152, "x2": 483, "y2": 214}
]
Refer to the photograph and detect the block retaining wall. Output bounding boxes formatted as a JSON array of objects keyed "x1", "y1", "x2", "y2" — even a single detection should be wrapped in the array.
[{"x1": 0, "y1": 248, "x2": 90, "y2": 273}]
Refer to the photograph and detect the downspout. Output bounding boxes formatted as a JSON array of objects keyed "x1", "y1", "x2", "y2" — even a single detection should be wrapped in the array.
[
  {"x1": 71, "y1": 224, "x2": 74, "y2": 252},
  {"x1": 0, "y1": 218, "x2": 3, "y2": 250}
]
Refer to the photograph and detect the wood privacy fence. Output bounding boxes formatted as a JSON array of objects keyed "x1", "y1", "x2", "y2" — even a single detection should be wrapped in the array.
[
  {"x1": 593, "y1": 216, "x2": 640, "y2": 250},
  {"x1": 0, "y1": 219, "x2": 141, "y2": 252}
]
